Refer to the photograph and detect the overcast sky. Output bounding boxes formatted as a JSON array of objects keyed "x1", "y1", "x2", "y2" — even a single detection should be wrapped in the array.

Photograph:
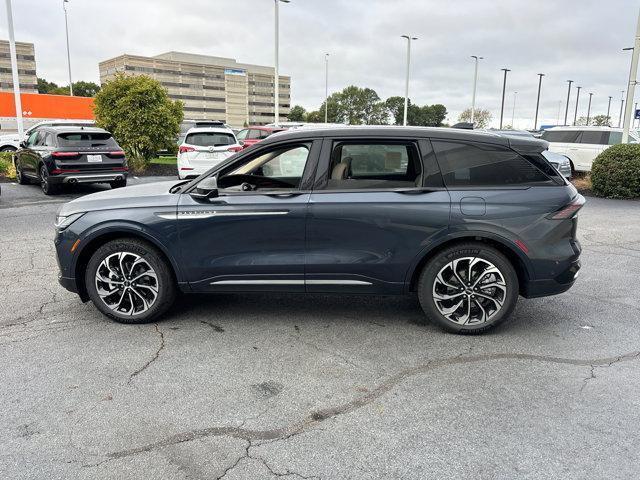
[{"x1": 3, "y1": 0, "x2": 640, "y2": 127}]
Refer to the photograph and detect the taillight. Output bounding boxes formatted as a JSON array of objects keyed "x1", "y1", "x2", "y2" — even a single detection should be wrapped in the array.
[
  {"x1": 112, "y1": 167, "x2": 129, "y2": 171},
  {"x1": 52, "y1": 151, "x2": 79, "y2": 157},
  {"x1": 179, "y1": 145, "x2": 195, "y2": 154},
  {"x1": 227, "y1": 146, "x2": 243, "y2": 153},
  {"x1": 547, "y1": 196, "x2": 585, "y2": 220},
  {"x1": 109, "y1": 150, "x2": 126, "y2": 157}
]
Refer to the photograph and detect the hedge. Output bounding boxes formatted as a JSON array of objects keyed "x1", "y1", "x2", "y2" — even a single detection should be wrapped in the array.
[
  {"x1": 0, "y1": 152, "x2": 16, "y2": 179},
  {"x1": 591, "y1": 143, "x2": 640, "y2": 199}
]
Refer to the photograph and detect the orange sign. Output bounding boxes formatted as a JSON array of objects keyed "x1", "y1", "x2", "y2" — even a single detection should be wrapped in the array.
[{"x1": 0, "y1": 91, "x2": 95, "y2": 119}]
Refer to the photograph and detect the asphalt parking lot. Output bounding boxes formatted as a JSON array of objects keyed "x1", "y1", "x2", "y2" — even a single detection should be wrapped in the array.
[{"x1": 1, "y1": 179, "x2": 639, "y2": 479}]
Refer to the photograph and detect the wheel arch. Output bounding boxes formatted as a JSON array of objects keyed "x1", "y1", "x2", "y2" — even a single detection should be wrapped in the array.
[
  {"x1": 406, "y1": 233, "x2": 533, "y2": 296},
  {"x1": 73, "y1": 228, "x2": 183, "y2": 302}
]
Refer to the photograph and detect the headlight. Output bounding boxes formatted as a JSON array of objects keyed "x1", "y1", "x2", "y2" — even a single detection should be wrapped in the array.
[{"x1": 55, "y1": 212, "x2": 85, "y2": 230}]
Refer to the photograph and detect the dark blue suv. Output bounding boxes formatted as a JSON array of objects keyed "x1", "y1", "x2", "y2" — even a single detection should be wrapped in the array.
[{"x1": 55, "y1": 127, "x2": 583, "y2": 333}]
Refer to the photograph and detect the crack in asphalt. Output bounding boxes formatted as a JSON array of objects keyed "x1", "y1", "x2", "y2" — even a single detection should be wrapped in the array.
[
  {"x1": 127, "y1": 324, "x2": 165, "y2": 384},
  {"x1": 106, "y1": 349, "x2": 640, "y2": 461}
]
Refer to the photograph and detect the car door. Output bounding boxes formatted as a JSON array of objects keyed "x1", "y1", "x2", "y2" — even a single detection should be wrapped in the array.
[
  {"x1": 19, "y1": 130, "x2": 42, "y2": 177},
  {"x1": 177, "y1": 138, "x2": 321, "y2": 292},
  {"x1": 306, "y1": 137, "x2": 451, "y2": 294}
]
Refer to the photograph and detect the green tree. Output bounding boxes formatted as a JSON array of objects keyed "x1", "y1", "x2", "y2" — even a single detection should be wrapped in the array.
[
  {"x1": 385, "y1": 97, "x2": 447, "y2": 126},
  {"x1": 37, "y1": 78, "x2": 101, "y2": 97},
  {"x1": 458, "y1": 108, "x2": 492, "y2": 128},
  {"x1": 37, "y1": 77, "x2": 58, "y2": 94},
  {"x1": 306, "y1": 110, "x2": 323, "y2": 123},
  {"x1": 287, "y1": 105, "x2": 307, "y2": 122},
  {"x1": 94, "y1": 73, "x2": 183, "y2": 170},
  {"x1": 591, "y1": 115, "x2": 611, "y2": 126},
  {"x1": 385, "y1": 96, "x2": 407, "y2": 125}
]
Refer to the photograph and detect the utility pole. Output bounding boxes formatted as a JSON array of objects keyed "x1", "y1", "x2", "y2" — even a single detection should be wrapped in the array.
[
  {"x1": 573, "y1": 86, "x2": 582, "y2": 125},
  {"x1": 534, "y1": 73, "x2": 545, "y2": 130},
  {"x1": 623, "y1": 13, "x2": 640, "y2": 144},
  {"x1": 470, "y1": 55, "x2": 482, "y2": 125},
  {"x1": 324, "y1": 53, "x2": 329, "y2": 123},
  {"x1": 499, "y1": 68, "x2": 510, "y2": 129},
  {"x1": 619, "y1": 90, "x2": 625, "y2": 127},
  {"x1": 63, "y1": 0, "x2": 73, "y2": 96},
  {"x1": 273, "y1": 0, "x2": 290, "y2": 126},
  {"x1": 4, "y1": 0, "x2": 23, "y2": 137},
  {"x1": 564, "y1": 80, "x2": 573, "y2": 125},
  {"x1": 401, "y1": 35, "x2": 417, "y2": 126},
  {"x1": 607, "y1": 95, "x2": 612, "y2": 124},
  {"x1": 586, "y1": 93, "x2": 593, "y2": 125},
  {"x1": 511, "y1": 91, "x2": 517, "y2": 127}
]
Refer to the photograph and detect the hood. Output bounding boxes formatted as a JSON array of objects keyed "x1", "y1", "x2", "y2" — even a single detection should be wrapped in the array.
[{"x1": 59, "y1": 180, "x2": 181, "y2": 216}]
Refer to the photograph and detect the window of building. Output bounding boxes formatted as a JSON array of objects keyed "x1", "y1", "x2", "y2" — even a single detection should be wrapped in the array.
[{"x1": 432, "y1": 140, "x2": 553, "y2": 187}]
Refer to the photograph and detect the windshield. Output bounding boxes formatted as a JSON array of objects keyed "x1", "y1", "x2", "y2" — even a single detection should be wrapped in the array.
[{"x1": 185, "y1": 132, "x2": 235, "y2": 147}]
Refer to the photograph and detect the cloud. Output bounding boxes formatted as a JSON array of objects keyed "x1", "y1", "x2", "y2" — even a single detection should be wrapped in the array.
[{"x1": 2, "y1": 0, "x2": 638, "y2": 127}]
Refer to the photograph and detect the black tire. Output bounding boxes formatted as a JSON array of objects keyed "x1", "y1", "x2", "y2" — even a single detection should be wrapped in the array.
[
  {"x1": 14, "y1": 158, "x2": 30, "y2": 185},
  {"x1": 39, "y1": 165, "x2": 59, "y2": 195},
  {"x1": 417, "y1": 242, "x2": 519, "y2": 334},
  {"x1": 110, "y1": 178, "x2": 127, "y2": 189},
  {"x1": 0, "y1": 145, "x2": 17, "y2": 152},
  {"x1": 85, "y1": 238, "x2": 176, "y2": 324}
]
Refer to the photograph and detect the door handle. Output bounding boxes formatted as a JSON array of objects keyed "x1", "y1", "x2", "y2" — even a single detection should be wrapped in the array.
[
  {"x1": 393, "y1": 188, "x2": 436, "y2": 194},
  {"x1": 265, "y1": 192, "x2": 304, "y2": 198}
]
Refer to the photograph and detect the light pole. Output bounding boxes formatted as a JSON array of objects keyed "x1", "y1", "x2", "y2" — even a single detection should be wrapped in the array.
[
  {"x1": 586, "y1": 93, "x2": 593, "y2": 125},
  {"x1": 273, "y1": 0, "x2": 289, "y2": 126},
  {"x1": 564, "y1": 80, "x2": 573, "y2": 125},
  {"x1": 4, "y1": 0, "x2": 23, "y2": 137},
  {"x1": 470, "y1": 55, "x2": 483, "y2": 125},
  {"x1": 324, "y1": 53, "x2": 329, "y2": 123},
  {"x1": 635, "y1": 102, "x2": 639, "y2": 128},
  {"x1": 534, "y1": 73, "x2": 544, "y2": 130},
  {"x1": 619, "y1": 90, "x2": 625, "y2": 128},
  {"x1": 499, "y1": 68, "x2": 510, "y2": 129},
  {"x1": 573, "y1": 86, "x2": 582, "y2": 125},
  {"x1": 63, "y1": 0, "x2": 73, "y2": 96},
  {"x1": 623, "y1": 12, "x2": 640, "y2": 143},
  {"x1": 557, "y1": 100, "x2": 562, "y2": 125},
  {"x1": 511, "y1": 91, "x2": 517, "y2": 127},
  {"x1": 401, "y1": 35, "x2": 417, "y2": 126},
  {"x1": 607, "y1": 95, "x2": 612, "y2": 124}
]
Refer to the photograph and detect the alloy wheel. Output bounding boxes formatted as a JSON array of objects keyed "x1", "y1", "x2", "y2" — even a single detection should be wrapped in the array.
[
  {"x1": 432, "y1": 257, "x2": 507, "y2": 326},
  {"x1": 94, "y1": 252, "x2": 159, "y2": 315},
  {"x1": 40, "y1": 166, "x2": 49, "y2": 192}
]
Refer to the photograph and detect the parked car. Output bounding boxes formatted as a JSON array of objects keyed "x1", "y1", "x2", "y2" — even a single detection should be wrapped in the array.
[
  {"x1": 177, "y1": 126, "x2": 243, "y2": 179},
  {"x1": 0, "y1": 119, "x2": 95, "y2": 152},
  {"x1": 14, "y1": 126, "x2": 127, "y2": 195},
  {"x1": 541, "y1": 126, "x2": 640, "y2": 172},
  {"x1": 542, "y1": 150, "x2": 572, "y2": 178},
  {"x1": 55, "y1": 126, "x2": 583, "y2": 334},
  {"x1": 236, "y1": 126, "x2": 286, "y2": 149}
]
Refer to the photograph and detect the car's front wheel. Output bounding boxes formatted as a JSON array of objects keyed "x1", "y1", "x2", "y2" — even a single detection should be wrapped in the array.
[
  {"x1": 15, "y1": 158, "x2": 29, "y2": 185},
  {"x1": 417, "y1": 242, "x2": 519, "y2": 334},
  {"x1": 85, "y1": 238, "x2": 176, "y2": 324}
]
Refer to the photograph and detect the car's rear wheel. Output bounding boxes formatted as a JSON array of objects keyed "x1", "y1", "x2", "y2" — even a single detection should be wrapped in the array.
[
  {"x1": 85, "y1": 238, "x2": 176, "y2": 324},
  {"x1": 110, "y1": 178, "x2": 127, "y2": 189},
  {"x1": 40, "y1": 165, "x2": 59, "y2": 195},
  {"x1": 15, "y1": 159, "x2": 30, "y2": 185},
  {"x1": 0, "y1": 146, "x2": 16, "y2": 152},
  {"x1": 417, "y1": 242, "x2": 519, "y2": 334}
]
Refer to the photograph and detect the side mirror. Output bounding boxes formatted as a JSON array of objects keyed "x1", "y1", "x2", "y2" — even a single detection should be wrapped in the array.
[
  {"x1": 19, "y1": 140, "x2": 27, "y2": 148},
  {"x1": 190, "y1": 176, "x2": 219, "y2": 200}
]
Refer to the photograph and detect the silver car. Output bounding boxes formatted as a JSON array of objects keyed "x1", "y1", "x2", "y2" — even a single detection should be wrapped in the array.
[{"x1": 542, "y1": 150, "x2": 572, "y2": 178}]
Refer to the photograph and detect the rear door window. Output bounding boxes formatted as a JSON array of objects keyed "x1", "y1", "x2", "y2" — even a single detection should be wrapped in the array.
[
  {"x1": 57, "y1": 132, "x2": 118, "y2": 148},
  {"x1": 541, "y1": 130, "x2": 580, "y2": 143},
  {"x1": 185, "y1": 132, "x2": 236, "y2": 147},
  {"x1": 578, "y1": 131, "x2": 609, "y2": 145},
  {"x1": 432, "y1": 140, "x2": 553, "y2": 187}
]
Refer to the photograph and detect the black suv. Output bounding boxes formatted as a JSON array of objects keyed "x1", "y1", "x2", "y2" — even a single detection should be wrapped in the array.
[
  {"x1": 14, "y1": 126, "x2": 128, "y2": 195},
  {"x1": 55, "y1": 127, "x2": 583, "y2": 334}
]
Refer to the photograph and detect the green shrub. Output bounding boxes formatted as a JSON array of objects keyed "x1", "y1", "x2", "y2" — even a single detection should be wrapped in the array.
[
  {"x1": 591, "y1": 143, "x2": 640, "y2": 199},
  {"x1": 0, "y1": 152, "x2": 16, "y2": 179}
]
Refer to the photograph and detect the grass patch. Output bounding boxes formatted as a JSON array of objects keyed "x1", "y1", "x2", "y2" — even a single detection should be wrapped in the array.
[
  {"x1": 0, "y1": 152, "x2": 16, "y2": 180},
  {"x1": 150, "y1": 156, "x2": 177, "y2": 165},
  {"x1": 571, "y1": 173, "x2": 592, "y2": 193}
]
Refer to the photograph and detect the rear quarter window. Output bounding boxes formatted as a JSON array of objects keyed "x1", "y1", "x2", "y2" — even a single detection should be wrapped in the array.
[{"x1": 432, "y1": 140, "x2": 554, "y2": 188}]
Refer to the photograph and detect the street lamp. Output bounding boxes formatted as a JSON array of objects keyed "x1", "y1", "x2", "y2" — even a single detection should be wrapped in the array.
[
  {"x1": 401, "y1": 35, "x2": 417, "y2": 126},
  {"x1": 324, "y1": 53, "x2": 329, "y2": 123},
  {"x1": 619, "y1": 90, "x2": 625, "y2": 128},
  {"x1": 622, "y1": 12, "x2": 640, "y2": 144},
  {"x1": 511, "y1": 91, "x2": 517, "y2": 127},
  {"x1": 573, "y1": 86, "x2": 582, "y2": 125},
  {"x1": 499, "y1": 68, "x2": 510, "y2": 129},
  {"x1": 607, "y1": 95, "x2": 612, "y2": 123},
  {"x1": 564, "y1": 80, "x2": 573, "y2": 125},
  {"x1": 470, "y1": 55, "x2": 483, "y2": 125},
  {"x1": 586, "y1": 92, "x2": 593, "y2": 125},
  {"x1": 3, "y1": 0, "x2": 23, "y2": 137},
  {"x1": 63, "y1": 0, "x2": 73, "y2": 96},
  {"x1": 273, "y1": 0, "x2": 289, "y2": 126},
  {"x1": 534, "y1": 73, "x2": 545, "y2": 130}
]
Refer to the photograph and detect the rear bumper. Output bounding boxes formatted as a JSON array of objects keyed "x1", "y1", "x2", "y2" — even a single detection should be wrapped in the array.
[
  {"x1": 522, "y1": 258, "x2": 581, "y2": 298},
  {"x1": 49, "y1": 172, "x2": 128, "y2": 184}
]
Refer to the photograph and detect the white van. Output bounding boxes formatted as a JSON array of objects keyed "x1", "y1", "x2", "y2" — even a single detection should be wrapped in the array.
[{"x1": 541, "y1": 126, "x2": 640, "y2": 173}]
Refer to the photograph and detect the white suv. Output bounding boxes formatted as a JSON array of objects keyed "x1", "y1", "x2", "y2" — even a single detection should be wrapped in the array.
[
  {"x1": 0, "y1": 120, "x2": 95, "y2": 152},
  {"x1": 177, "y1": 127, "x2": 242, "y2": 179},
  {"x1": 541, "y1": 126, "x2": 640, "y2": 173}
]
